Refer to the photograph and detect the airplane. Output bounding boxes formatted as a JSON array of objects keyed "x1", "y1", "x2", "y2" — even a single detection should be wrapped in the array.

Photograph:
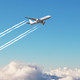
[{"x1": 25, "y1": 15, "x2": 51, "y2": 25}]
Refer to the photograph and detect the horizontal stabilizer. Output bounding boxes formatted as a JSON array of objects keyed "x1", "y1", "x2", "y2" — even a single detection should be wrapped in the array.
[{"x1": 26, "y1": 22, "x2": 30, "y2": 24}]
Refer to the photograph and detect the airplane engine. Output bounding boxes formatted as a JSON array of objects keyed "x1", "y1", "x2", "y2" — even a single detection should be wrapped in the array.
[{"x1": 42, "y1": 22, "x2": 45, "y2": 25}]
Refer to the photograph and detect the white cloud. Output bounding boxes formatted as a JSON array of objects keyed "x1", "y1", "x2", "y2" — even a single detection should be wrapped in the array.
[
  {"x1": 48, "y1": 67, "x2": 80, "y2": 80},
  {"x1": 0, "y1": 61, "x2": 80, "y2": 80}
]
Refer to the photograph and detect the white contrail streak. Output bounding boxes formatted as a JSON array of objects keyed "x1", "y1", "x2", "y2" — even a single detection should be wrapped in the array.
[
  {"x1": 0, "y1": 20, "x2": 26, "y2": 38},
  {"x1": 0, "y1": 26, "x2": 38, "y2": 51}
]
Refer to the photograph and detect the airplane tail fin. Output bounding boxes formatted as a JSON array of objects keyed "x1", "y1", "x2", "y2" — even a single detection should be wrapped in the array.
[
  {"x1": 26, "y1": 19, "x2": 33, "y2": 25},
  {"x1": 29, "y1": 19, "x2": 33, "y2": 23}
]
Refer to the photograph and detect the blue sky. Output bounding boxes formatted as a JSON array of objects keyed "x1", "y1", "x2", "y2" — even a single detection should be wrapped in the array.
[{"x1": 0, "y1": 0, "x2": 80, "y2": 70}]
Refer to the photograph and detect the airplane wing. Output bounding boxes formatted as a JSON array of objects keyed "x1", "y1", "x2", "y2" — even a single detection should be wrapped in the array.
[{"x1": 25, "y1": 17, "x2": 36, "y2": 20}]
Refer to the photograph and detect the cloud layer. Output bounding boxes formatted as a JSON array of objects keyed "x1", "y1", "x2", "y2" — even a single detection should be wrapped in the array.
[{"x1": 0, "y1": 61, "x2": 80, "y2": 80}]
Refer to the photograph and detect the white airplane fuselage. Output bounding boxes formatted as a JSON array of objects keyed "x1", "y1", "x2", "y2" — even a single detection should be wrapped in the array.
[{"x1": 26, "y1": 15, "x2": 51, "y2": 25}]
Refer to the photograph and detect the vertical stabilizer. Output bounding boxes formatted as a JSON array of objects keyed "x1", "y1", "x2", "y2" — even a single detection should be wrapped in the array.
[{"x1": 29, "y1": 19, "x2": 33, "y2": 23}]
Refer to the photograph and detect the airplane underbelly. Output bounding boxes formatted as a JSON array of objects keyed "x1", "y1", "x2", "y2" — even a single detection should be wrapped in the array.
[{"x1": 38, "y1": 20, "x2": 42, "y2": 23}]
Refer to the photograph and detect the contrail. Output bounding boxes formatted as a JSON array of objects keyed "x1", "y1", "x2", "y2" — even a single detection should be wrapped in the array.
[
  {"x1": 0, "y1": 26, "x2": 38, "y2": 51},
  {"x1": 0, "y1": 20, "x2": 26, "y2": 38}
]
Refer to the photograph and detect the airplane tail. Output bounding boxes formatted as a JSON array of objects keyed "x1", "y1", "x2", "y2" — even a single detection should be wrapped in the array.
[
  {"x1": 29, "y1": 19, "x2": 33, "y2": 23},
  {"x1": 26, "y1": 19, "x2": 33, "y2": 25},
  {"x1": 26, "y1": 22, "x2": 30, "y2": 24}
]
